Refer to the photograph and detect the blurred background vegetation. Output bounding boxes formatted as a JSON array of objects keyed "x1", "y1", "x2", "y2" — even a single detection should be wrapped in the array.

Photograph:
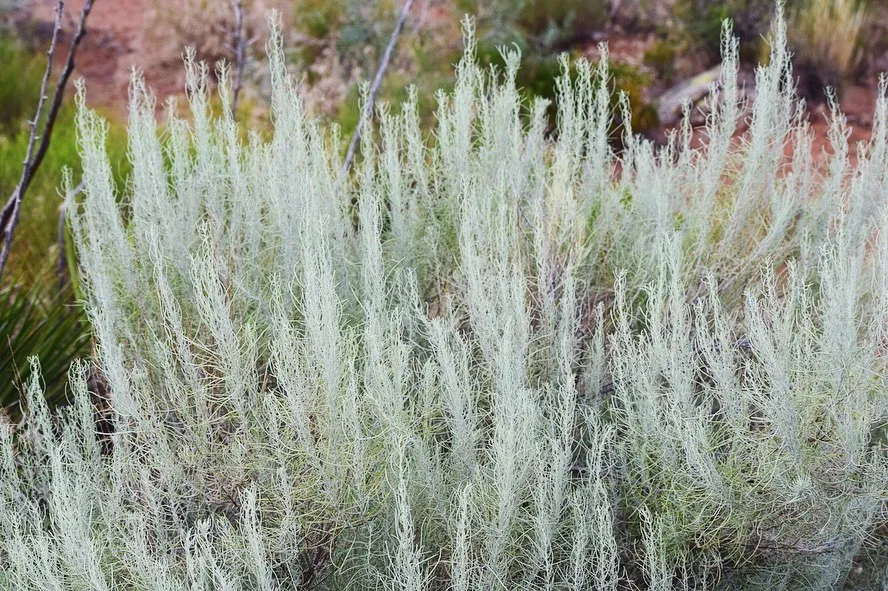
[{"x1": 0, "y1": 0, "x2": 881, "y2": 412}]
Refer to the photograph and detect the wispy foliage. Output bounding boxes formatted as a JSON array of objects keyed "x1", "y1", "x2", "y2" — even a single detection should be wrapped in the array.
[{"x1": 1, "y1": 6, "x2": 887, "y2": 590}]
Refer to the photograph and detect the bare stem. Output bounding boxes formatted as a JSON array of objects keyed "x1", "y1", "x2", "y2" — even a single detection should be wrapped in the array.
[
  {"x1": 230, "y1": 0, "x2": 246, "y2": 117},
  {"x1": 0, "y1": 0, "x2": 96, "y2": 285},
  {"x1": 338, "y1": 0, "x2": 415, "y2": 183}
]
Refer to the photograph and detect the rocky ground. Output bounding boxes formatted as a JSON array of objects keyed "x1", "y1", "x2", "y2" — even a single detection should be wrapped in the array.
[{"x1": 20, "y1": 0, "x2": 885, "y2": 166}]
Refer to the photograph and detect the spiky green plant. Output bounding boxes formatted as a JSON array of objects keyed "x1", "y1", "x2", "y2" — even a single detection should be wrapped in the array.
[{"x1": 0, "y1": 280, "x2": 90, "y2": 418}]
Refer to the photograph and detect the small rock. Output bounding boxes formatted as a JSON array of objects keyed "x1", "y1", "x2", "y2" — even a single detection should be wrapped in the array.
[{"x1": 656, "y1": 66, "x2": 722, "y2": 125}]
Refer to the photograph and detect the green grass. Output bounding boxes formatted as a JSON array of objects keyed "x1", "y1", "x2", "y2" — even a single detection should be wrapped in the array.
[{"x1": 0, "y1": 34, "x2": 42, "y2": 136}]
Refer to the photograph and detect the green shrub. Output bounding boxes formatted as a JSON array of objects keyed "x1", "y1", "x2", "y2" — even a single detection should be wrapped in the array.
[
  {"x1": 293, "y1": 0, "x2": 345, "y2": 39},
  {"x1": 643, "y1": 40, "x2": 678, "y2": 83},
  {"x1": 789, "y1": 0, "x2": 867, "y2": 95},
  {"x1": 335, "y1": 0, "x2": 401, "y2": 67},
  {"x1": 516, "y1": 0, "x2": 610, "y2": 47},
  {"x1": 456, "y1": 0, "x2": 609, "y2": 50},
  {"x1": 675, "y1": 0, "x2": 801, "y2": 61},
  {"x1": 289, "y1": 0, "x2": 399, "y2": 70}
]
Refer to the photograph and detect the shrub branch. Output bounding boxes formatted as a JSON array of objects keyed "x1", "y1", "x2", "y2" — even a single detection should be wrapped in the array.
[{"x1": 229, "y1": 0, "x2": 246, "y2": 117}]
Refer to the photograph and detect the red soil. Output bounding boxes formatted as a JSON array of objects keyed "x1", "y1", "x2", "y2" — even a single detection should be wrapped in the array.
[
  {"x1": 19, "y1": 0, "x2": 882, "y2": 164},
  {"x1": 24, "y1": 0, "x2": 186, "y2": 120}
]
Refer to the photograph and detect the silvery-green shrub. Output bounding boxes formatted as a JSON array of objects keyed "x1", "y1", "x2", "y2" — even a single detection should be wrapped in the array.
[{"x1": 1, "y1": 5, "x2": 887, "y2": 590}]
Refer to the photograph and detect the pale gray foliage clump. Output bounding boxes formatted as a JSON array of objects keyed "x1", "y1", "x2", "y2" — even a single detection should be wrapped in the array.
[{"x1": 2, "y1": 6, "x2": 888, "y2": 590}]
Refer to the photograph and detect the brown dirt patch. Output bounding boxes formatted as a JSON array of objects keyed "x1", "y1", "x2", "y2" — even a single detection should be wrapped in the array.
[
  {"x1": 25, "y1": 0, "x2": 197, "y2": 119},
  {"x1": 19, "y1": 0, "x2": 882, "y2": 165}
]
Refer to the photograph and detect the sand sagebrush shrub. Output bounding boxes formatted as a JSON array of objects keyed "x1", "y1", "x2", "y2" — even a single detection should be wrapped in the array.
[{"x1": 1, "y1": 6, "x2": 887, "y2": 590}]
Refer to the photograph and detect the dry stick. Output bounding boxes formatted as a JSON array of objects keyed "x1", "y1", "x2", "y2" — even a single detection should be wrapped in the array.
[
  {"x1": 229, "y1": 0, "x2": 246, "y2": 117},
  {"x1": 0, "y1": 3, "x2": 64, "y2": 281},
  {"x1": 338, "y1": 0, "x2": 415, "y2": 183},
  {"x1": 0, "y1": 0, "x2": 95, "y2": 285}
]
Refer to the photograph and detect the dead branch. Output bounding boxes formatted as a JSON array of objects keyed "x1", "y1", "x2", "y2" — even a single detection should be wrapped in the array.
[
  {"x1": 338, "y1": 0, "x2": 415, "y2": 183},
  {"x1": 0, "y1": 0, "x2": 96, "y2": 285}
]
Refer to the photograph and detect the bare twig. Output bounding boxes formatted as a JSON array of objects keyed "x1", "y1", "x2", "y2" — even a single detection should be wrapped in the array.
[
  {"x1": 0, "y1": 3, "x2": 64, "y2": 281},
  {"x1": 229, "y1": 0, "x2": 246, "y2": 117},
  {"x1": 338, "y1": 0, "x2": 415, "y2": 183},
  {"x1": 0, "y1": 0, "x2": 96, "y2": 285}
]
